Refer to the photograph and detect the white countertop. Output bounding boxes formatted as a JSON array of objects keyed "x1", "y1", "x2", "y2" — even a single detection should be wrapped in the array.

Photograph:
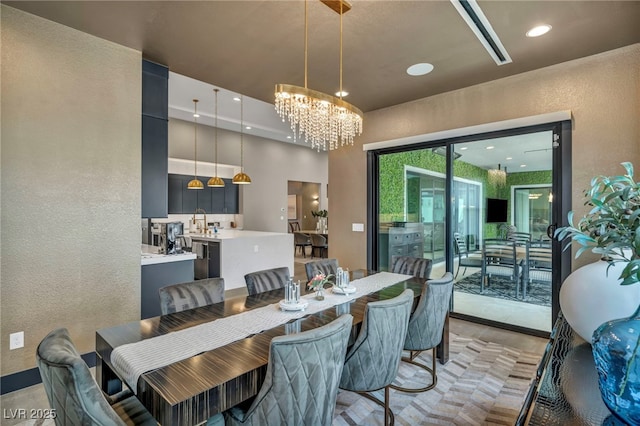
[
  {"x1": 141, "y1": 244, "x2": 197, "y2": 266},
  {"x1": 184, "y1": 229, "x2": 289, "y2": 242}
]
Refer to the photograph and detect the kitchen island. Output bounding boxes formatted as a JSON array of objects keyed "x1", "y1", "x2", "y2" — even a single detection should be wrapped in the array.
[
  {"x1": 188, "y1": 229, "x2": 294, "y2": 291},
  {"x1": 141, "y1": 244, "x2": 196, "y2": 319}
]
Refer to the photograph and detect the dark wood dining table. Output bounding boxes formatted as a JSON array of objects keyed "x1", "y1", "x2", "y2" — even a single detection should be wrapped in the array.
[{"x1": 96, "y1": 270, "x2": 424, "y2": 426}]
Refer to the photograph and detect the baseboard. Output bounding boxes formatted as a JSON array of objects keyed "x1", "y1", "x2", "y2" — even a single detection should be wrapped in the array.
[{"x1": 1, "y1": 352, "x2": 96, "y2": 395}]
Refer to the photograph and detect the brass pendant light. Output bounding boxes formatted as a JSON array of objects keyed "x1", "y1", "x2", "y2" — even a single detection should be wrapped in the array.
[
  {"x1": 232, "y1": 95, "x2": 251, "y2": 185},
  {"x1": 207, "y1": 88, "x2": 225, "y2": 187},
  {"x1": 187, "y1": 99, "x2": 204, "y2": 189}
]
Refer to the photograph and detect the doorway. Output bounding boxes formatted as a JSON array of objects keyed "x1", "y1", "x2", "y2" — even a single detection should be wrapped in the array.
[{"x1": 369, "y1": 121, "x2": 571, "y2": 335}]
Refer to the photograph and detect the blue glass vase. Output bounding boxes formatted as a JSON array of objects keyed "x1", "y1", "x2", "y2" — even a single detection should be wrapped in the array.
[{"x1": 592, "y1": 303, "x2": 640, "y2": 425}]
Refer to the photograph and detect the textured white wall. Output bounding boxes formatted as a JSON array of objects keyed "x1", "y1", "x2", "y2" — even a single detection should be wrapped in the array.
[{"x1": 1, "y1": 6, "x2": 141, "y2": 374}]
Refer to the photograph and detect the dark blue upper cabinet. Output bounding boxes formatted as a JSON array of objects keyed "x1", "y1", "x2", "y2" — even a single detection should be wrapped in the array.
[
  {"x1": 142, "y1": 60, "x2": 168, "y2": 120},
  {"x1": 142, "y1": 59, "x2": 169, "y2": 218}
]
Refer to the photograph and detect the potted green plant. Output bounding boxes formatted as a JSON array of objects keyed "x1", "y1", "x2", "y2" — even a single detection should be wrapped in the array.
[{"x1": 555, "y1": 162, "x2": 640, "y2": 424}]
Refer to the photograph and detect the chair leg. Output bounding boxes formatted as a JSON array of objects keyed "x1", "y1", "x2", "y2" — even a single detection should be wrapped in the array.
[
  {"x1": 356, "y1": 387, "x2": 395, "y2": 426},
  {"x1": 390, "y1": 348, "x2": 437, "y2": 393}
]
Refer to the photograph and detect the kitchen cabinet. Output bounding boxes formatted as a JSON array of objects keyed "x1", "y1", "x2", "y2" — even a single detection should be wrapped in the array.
[
  {"x1": 168, "y1": 174, "x2": 239, "y2": 214},
  {"x1": 141, "y1": 59, "x2": 169, "y2": 218}
]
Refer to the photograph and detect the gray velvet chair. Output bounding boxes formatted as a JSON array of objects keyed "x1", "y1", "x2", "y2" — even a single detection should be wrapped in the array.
[
  {"x1": 224, "y1": 314, "x2": 353, "y2": 426},
  {"x1": 36, "y1": 328, "x2": 157, "y2": 426},
  {"x1": 390, "y1": 255, "x2": 432, "y2": 279},
  {"x1": 391, "y1": 273, "x2": 454, "y2": 393},
  {"x1": 339, "y1": 289, "x2": 414, "y2": 426},
  {"x1": 244, "y1": 266, "x2": 291, "y2": 296},
  {"x1": 305, "y1": 258, "x2": 339, "y2": 282},
  {"x1": 159, "y1": 277, "x2": 225, "y2": 315}
]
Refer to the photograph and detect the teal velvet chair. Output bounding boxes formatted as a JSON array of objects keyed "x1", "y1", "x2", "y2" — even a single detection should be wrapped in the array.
[
  {"x1": 36, "y1": 327, "x2": 157, "y2": 425},
  {"x1": 244, "y1": 266, "x2": 291, "y2": 296},
  {"x1": 224, "y1": 314, "x2": 353, "y2": 426},
  {"x1": 391, "y1": 272, "x2": 454, "y2": 393},
  {"x1": 304, "y1": 258, "x2": 339, "y2": 281},
  {"x1": 339, "y1": 289, "x2": 414, "y2": 426},
  {"x1": 159, "y1": 277, "x2": 225, "y2": 315}
]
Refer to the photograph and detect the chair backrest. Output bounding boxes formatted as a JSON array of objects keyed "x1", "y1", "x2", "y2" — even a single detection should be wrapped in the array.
[
  {"x1": 310, "y1": 233, "x2": 327, "y2": 246},
  {"x1": 526, "y1": 241, "x2": 552, "y2": 270},
  {"x1": 288, "y1": 221, "x2": 301, "y2": 233},
  {"x1": 483, "y1": 238, "x2": 518, "y2": 266},
  {"x1": 507, "y1": 231, "x2": 532, "y2": 245},
  {"x1": 453, "y1": 232, "x2": 467, "y2": 256},
  {"x1": 340, "y1": 289, "x2": 414, "y2": 392},
  {"x1": 159, "y1": 277, "x2": 225, "y2": 315},
  {"x1": 390, "y1": 255, "x2": 432, "y2": 280},
  {"x1": 404, "y1": 273, "x2": 454, "y2": 351},
  {"x1": 36, "y1": 328, "x2": 127, "y2": 426},
  {"x1": 294, "y1": 231, "x2": 311, "y2": 245},
  {"x1": 233, "y1": 314, "x2": 353, "y2": 426},
  {"x1": 305, "y1": 258, "x2": 339, "y2": 281},
  {"x1": 244, "y1": 266, "x2": 291, "y2": 296}
]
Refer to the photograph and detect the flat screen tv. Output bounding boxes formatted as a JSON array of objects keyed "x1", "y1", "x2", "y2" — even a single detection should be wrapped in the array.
[{"x1": 486, "y1": 198, "x2": 508, "y2": 223}]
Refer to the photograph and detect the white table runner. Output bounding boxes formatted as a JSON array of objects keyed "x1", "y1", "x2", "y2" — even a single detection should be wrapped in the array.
[{"x1": 111, "y1": 272, "x2": 412, "y2": 392}]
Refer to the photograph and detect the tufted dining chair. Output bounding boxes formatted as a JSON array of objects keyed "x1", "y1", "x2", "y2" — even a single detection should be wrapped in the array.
[
  {"x1": 244, "y1": 266, "x2": 291, "y2": 296},
  {"x1": 224, "y1": 314, "x2": 353, "y2": 426},
  {"x1": 304, "y1": 258, "x2": 339, "y2": 282},
  {"x1": 36, "y1": 328, "x2": 157, "y2": 426},
  {"x1": 390, "y1": 255, "x2": 432, "y2": 279},
  {"x1": 391, "y1": 273, "x2": 454, "y2": 393},
  {"x1": 159, "y1": 278, "x2": 225, "y2": 315},
  {"x1": 339, "y1": 289, "x2": 414, "y2": 425}
]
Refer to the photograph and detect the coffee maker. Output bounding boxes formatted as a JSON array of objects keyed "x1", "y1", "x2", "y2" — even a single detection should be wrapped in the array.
[{"x1": 151, "y1": 222, "x2": 184, "y2": 254}]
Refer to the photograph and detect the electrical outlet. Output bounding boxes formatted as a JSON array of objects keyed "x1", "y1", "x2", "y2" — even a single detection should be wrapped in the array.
[{"x1": 10, "y1": 332, "x2": 24, "y2": 350}]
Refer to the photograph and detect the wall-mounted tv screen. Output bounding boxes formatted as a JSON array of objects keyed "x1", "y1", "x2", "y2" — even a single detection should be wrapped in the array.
[{"x1": 486, "y1": 198, "x2": 508, "y2": 223}]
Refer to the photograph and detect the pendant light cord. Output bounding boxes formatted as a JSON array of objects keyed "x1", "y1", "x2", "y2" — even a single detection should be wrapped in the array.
[
  {"x1": 304, "y1": 0, "x2": 308, "y2": 89},
  {"x1": 193, "y1": 99, "x2": 198, "y2": 179},
  {"x1": 339, "y1": 0, "x2": 343, "y2": 99},
  {"x1": 214, "y1": 89, "x2": 219, "y2": 177}
]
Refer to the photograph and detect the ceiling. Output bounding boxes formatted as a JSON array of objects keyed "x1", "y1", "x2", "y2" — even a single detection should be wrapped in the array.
[{"x1": 6, "y1": 0, "x2": 640, "y2": 169}]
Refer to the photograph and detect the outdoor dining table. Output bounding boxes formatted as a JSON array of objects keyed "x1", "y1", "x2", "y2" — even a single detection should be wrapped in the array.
[{"x1": 95, "y1": 270, "x2": 424, "y2": 426}]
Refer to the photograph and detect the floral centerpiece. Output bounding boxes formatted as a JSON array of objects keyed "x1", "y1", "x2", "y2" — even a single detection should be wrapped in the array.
[
  {"x1": 307, "y1": 271, "x2": 333, "y2": 300},
  {"x1": 555, "y1": 161, "x2": 640, "y2": 424}
]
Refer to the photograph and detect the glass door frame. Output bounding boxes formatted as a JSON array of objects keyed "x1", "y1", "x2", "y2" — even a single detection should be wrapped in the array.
[{"x1": 367, "y1": 120, "x2": 572, "y2": 337}]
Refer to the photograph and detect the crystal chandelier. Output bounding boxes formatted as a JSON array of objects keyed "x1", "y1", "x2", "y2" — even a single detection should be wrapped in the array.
[
  {"x1": 275, "y1": 0, "x2": 363, "y2": 152},
  {"x1": 488, "y1": 164, "x2": 507, "y2": 188}
]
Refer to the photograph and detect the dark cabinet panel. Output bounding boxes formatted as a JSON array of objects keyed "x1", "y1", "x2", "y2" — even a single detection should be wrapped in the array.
[
  {"x1": 168, "y1": 174, "x2": 183, "y2": 214},
  {"x1": 168, "y1": 174, "x2": 239, "y2": 214},
  {"x1": 142, "y1": 60, "x2": 168, "y2": 119},
  {"x1": 141, "y1": 115, "x2": 168, "y2": 218},
  {"x1": 224, "y1": 179, "x2": 239, "y2": 214},
  {"x1": 141, "y1": 59, "x2": 169, "y2": 218}
]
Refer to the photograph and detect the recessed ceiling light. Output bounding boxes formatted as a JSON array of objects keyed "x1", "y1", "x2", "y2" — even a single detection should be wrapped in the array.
[
  {"x1": 526, "y1": 25, "x2": 552, "y2": 37},
  {"x1": 233, "y1": 97, "x2": 241, "y2": 102},
  {"x1": 335, "y1": 91, "x2": 349, "y2": 97},
  {"x1": 486, "y1": 146, "x2": 495, "y2": 150},
  {"x1": 459, "y1": 147, "x2": 468, "y2": 151},
  {"x1": 506, "y1": 157, "x2": 512, "y2": 160},
  {"x1": 520, "y1": 164, "x2": 527, "y2": 168},
  {"x1": 407, "y1": 63, "x2": 434, "y2": 76}
]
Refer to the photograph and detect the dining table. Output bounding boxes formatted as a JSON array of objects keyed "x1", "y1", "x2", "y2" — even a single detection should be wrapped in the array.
[{"x1": 95, "y1": 270, "x2": 424, "y2": 426}]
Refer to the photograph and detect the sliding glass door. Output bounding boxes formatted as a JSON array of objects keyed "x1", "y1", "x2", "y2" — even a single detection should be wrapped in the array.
[{"x1": 369, "y1": 122, "x2": 571, "y2": 336}]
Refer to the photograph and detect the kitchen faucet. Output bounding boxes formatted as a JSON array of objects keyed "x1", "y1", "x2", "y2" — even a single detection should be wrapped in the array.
[{"x1": 193, "y1": 208, "x2": 207, "y2": 233}]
